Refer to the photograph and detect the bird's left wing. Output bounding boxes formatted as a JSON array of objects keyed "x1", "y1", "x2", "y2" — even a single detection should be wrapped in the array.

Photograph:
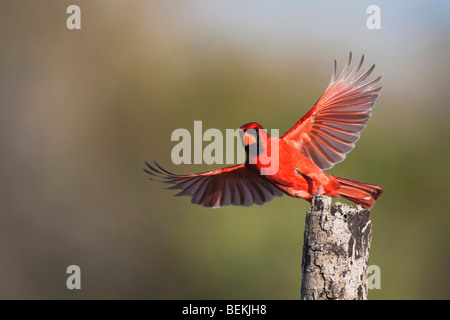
[
  {"x1": 282, "y1": 53, "x2": 382, "y2": 170},
  {"x1": 144, "y1": 161, "x2": 284, "y2": 208}
]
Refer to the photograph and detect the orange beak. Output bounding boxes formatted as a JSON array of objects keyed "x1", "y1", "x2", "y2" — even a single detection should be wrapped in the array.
[{"x1": 244, "y1": 132, "x2": 257, "y2": 146}]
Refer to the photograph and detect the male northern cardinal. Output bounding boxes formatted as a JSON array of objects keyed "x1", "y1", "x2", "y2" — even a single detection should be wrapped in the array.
[{"x1": 145, "y1": 53, "x2": 383, "y2": 209}]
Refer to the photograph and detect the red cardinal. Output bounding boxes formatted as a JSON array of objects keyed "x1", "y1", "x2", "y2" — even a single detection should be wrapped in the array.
[{"x1": 145, "y1": 53, "x2": 383, "y2": 209}]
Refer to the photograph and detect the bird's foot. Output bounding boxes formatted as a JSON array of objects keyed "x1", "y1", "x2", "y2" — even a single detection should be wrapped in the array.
[
  {"x1": 313, "y1": 185, "x2": 324, "y2": 197},
  {"x1": 295, "y1": 168, "x2": 307, "y2": 178},
  {"x1": 295, "y1": 168, "x2": 323, "y2": 197}
]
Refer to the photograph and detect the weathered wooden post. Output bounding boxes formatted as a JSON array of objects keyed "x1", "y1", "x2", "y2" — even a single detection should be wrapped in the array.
[{"x1": 301, "y1": 196, "x2": 372, "y2": 300}]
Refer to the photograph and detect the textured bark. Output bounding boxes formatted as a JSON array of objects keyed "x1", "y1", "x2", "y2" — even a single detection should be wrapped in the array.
[{"x1": 301, "y1": 196, "x2": 372, "y2": 300}]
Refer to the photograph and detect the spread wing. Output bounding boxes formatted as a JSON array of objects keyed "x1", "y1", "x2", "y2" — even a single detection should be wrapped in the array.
[
  {"x1": 144, "y1": 161, "x2": 284, "y2": 208},
  {"x1": 282, "y1": 53, "x2": 382, "y2": 170}
]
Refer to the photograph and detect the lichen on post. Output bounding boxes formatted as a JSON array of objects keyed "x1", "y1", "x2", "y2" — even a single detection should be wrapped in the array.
[{"x1": 301, "y1": 196, "x2": 372, "y2": 300}]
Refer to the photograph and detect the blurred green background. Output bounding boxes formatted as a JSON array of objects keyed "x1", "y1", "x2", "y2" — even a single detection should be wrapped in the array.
[{"x1": 1, "y1": 0, "x2": 449, "y2": 299}]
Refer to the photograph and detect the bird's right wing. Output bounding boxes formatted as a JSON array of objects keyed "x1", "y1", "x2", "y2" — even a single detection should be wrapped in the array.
[{"x1": 144, "y1": 161, "x2": 284, "y2": 208}]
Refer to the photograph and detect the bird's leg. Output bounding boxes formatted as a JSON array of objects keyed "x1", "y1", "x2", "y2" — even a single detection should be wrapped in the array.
[
  {"x1": 295, "y1": 168, "x2": 323, "y2": 197},
  {"x1": 314, "y1": 185, "x2": 324, "y2": 197}
]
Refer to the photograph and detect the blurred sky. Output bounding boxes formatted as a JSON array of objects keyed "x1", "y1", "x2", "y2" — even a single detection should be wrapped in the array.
[{"x1": 0, "y1": 0, "x2": 449, "y2": 299}]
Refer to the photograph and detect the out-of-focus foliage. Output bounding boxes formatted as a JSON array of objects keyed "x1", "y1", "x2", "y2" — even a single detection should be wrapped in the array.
[{"x1": 0, "y1": 1, "x2": 449, "y2": 299}]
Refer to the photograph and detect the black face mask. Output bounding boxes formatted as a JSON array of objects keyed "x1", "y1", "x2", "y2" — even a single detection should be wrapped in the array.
[{"x1": 244, "y1": 127, "x2": 265, "y2": 157}]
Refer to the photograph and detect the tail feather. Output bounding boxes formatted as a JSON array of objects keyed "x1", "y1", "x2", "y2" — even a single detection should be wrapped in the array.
[{"x1": 335, "y1": 176, "x2": 383, "y2": 210}]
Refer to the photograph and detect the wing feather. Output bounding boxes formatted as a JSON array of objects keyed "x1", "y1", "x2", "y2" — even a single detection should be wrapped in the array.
[
  {"x1": 144, "y1": 161, "x2": 283, "y2": 208},
  {"x1": 283, "y1": 53, "x2": 382, "y2": 170}
]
